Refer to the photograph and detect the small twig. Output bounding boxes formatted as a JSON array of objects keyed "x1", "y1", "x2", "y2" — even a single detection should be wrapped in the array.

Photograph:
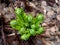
[
  {"x1": 1, "y1": 17, "x2": 7, "y2": 45},
  {"x1": 5, "y1": 27, "x2": 14, "y2": 30},
  {"x1": 7, "y1": 31, "x2": 60, "y2": 38},
  {"x1": 7, "y1": 32, "x2": 20, "y2": 37}
]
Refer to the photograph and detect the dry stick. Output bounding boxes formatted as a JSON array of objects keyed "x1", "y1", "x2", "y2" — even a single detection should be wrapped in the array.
[
  {"x1": 7, "y1": 32, "x2": 60, "y2": 38},
  {"x1": 1, "y1": 17, "x2": 7, "y2": 45}
]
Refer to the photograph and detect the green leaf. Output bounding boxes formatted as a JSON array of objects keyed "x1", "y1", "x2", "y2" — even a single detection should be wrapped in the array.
[
  {"x1": 23, "y1": 13, "x2": 28, "y2": 22},
  {"x1": 21, "y1": 33, "x2": 31, "y2": 40},
  {"x1": 24, "y1": 23, "x2": 29, "y2": 27},
  {"x1": 19, "y1": 27, "x2": 26, "y2": 34},
  {"x1": 27, "y1": 14, "x2": 33, "y2": 22},
  {"x1": 35, "y1": 14, "x2": 44, "y2": 24},
  {"x1": 15, "y1": 8, "x2": 24, "y2": 24},
  {"x1": 10, "y1": 20, "x2": 18, "y2": 28},
  {"x1": 16, "y1": 19, "x2": 24, "y2": 27},
  {"x1": 15, "y1": 8, "x2": 24, "y2": 15},
  {"x1": 29, "y1": 29, "x2": 36, "y2": 36},
  {"x1": 31, "y1": 24, "x2": 35, "y2": 29},
  {"x1": 25, "y1": 29, "x2": 30, "y2": 34},
  {"x1": 36, "y1": 27, "x2": 44, "y2": 34},
  {"x1": 10, "y1": 20, "x2": 21, "y2": 30}
]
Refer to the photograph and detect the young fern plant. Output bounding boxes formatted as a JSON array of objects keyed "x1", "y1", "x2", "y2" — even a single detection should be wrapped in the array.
[{"x1": 10, "y1": 8, "x2": 44, "y2": 40}]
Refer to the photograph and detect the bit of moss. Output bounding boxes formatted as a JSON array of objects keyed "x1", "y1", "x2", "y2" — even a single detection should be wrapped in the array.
[{"x1": 10, "y1": 8, "x2": 44, "y2": 40}]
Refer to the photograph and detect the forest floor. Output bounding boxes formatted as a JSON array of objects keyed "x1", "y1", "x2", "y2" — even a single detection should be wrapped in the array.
[{"x1": 0, "y1": 0, "x2": 60, "y2": 45}]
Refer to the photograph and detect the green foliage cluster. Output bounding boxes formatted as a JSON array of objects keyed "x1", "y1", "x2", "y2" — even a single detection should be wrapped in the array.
[{"x1": 10, "y1": 8, "x2": 44, "y2": 40}]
